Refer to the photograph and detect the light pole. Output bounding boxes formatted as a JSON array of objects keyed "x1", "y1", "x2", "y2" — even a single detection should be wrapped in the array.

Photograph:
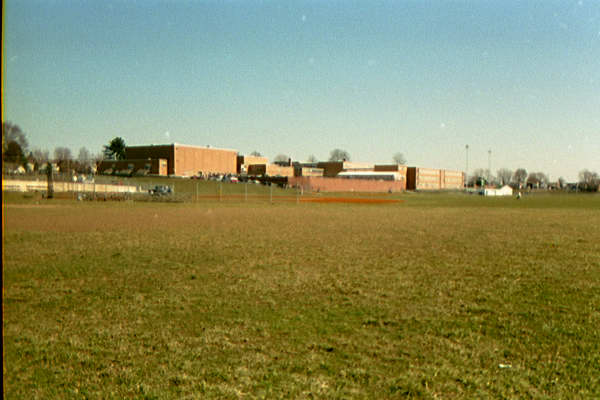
[
  {"x1": 465, "y1": 145, "x2": 469, "y2": 187},
  {"x1": 488, "y1": 149, "x2": 492, "y2": 184}
]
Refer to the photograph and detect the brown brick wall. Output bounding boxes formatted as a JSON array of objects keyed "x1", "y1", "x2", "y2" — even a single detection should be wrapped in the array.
[
  {"x1": 248, "y1": 164, "x2": 294, "y2": 177},
  {"x1": 416, "y1": 167, "x2": 442, "y2": 190},
  {"x1": 237, "y1": 155, "x2": 269, "y2": 173},
  {"x1": 174, "y1": 145, "x2": 237, "y2": 176},
  {"x1": 406, "y1": 167, "x2": 464, "y2": 190},
  {"x1": 289, "y1": 176, "x2": 406, "y2": 193},
  {"x1": 441, "y1": 170, "x2": 465, "y2": 189},
  {"x1": 247, "y1": 164, "x2": 266, "y2": 175},
  {"x1": 374, "y1": 165, "x2": 407, "y2": 180},
  {"x1": 125, "y1": 145, "x2": 173, "y2": 161},
  {"x1": 317, "y1": 161, "x2": 375, "y2": 177},
  {"x1": 125, "y1": 145, "x2": 175, "y2": 174},
  {"x1": 124, "y1": 144, "x2": 237, "y2": 176},
  {"x1": 267, "y1": 165, "x2": 294, "y2": 177},
  {"x1": 294, "y1": 167, "x2": 324, "y2": 177},
  {"x1": 375, "y1": 164, "x2": 404, "y2": 172},
  {"x1": 317, "y1": 162, "x2": 345, "y2": 177}
]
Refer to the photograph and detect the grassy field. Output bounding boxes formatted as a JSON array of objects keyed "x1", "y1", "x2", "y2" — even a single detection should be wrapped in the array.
[{"x1": 3, "y1": 191, "x2": 600, "y2": 398}]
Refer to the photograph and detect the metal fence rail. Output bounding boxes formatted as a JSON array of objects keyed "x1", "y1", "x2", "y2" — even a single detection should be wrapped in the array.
[
  {"x1": 3, "y1": 174, "x2": 403, "y2": 204},
  {"x1": 2, "y1": 178, "x2": 139, "y2": 194}
]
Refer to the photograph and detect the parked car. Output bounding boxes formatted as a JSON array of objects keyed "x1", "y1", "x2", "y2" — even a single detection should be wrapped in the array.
[{"x1": 149, "y1": 185, "x2": 172, "y2": 196}]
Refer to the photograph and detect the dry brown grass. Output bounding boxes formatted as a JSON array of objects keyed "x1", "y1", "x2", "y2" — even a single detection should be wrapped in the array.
[{"x1": 3, "y1": 194, "x2": 600, "y2": 398}]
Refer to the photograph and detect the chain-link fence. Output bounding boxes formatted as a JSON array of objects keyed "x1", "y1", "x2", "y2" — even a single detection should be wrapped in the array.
[
  {"x1": 4, "y1": 172, "x2": 408, "y2": 205},
  {"x1": 3, "y1": 172, "x2": 308, "y2": 204}
]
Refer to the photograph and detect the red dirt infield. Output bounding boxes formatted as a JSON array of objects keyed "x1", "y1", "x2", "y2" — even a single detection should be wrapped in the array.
[
  {"x1": 191, "y1": 194, "x2": 404, "y2": 204},
  {"x1": 300, "y1": 197, "x2": 403, "y2": 204}
]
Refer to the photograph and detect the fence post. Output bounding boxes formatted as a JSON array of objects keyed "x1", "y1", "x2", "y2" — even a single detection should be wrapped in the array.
[
  {"x1": 245, "y1": 181, "x2": 248, "y2": 202},
  {"x1": 46, "y1": 166, "x2": 54, "y2": 199}
]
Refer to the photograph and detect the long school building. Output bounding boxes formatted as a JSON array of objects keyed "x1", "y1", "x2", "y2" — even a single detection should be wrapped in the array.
[
  {"x1": 98, "y1": 143, "x2": 238, "y2": 177},
  {"x1": 406, "y1": 167, "x2": 465, "y2": 190}
]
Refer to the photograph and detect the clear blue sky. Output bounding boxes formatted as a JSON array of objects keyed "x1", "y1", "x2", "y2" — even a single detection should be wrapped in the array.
[{"x1": 3, "y1": 0, "x2": 599, "y2": 181}]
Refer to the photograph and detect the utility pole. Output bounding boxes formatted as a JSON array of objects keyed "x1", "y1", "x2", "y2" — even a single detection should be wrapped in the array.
[
  {"x1": 46, "y1": 163, "x2": 54, "y2": 199},
  {"x1": 465, "y1": 145, "x2": 469, "y2": 187},
  {"x1": 488, "y1": 149, "x2": 492, "y2": 184}
]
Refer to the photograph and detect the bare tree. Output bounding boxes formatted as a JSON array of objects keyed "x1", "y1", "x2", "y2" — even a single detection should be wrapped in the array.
[
  {"x1": 306, "y1": 154, "x2": 318, "y2": 163},
  {"x1": 527, "y1": 172, "x2": 549, "y2": 188},
  {"x1": 250, "y1": 150, "x2": 262, "y2": 157},
  {"x1": 273, "y1": 154, "x2": 289, "y2": 163},
  {"x1": 392, "y1": 152, "x2": 406, "y2": 165},
  {"x1": 93, "y1": 152, "x2": 104, "y2": 163},
  {"x1": 468, "y1": 168, "x2": 487, "y2": 186},
  {"x1": 31, "y1": 148, "x2": 50, "y2": 171},
  {"x1": 32, "y1": 149, "x2": 50, "y2": 163},
  {"x1": 54, "y1": 147, "x2": 72, "y2": 162},
  {"x1": 496, "y1": 168, "x2": 513, "y2": 185},
  {"x1": 54, "y1": 147, "x2": 73, "y2": 173},
  {"x1": 579, "y1": 169, "x2": 599, "y2": 191},
  {"x1": 484, "y1": 169, "x2": 496, "y2": 185},
  {"x1": 579, "y1": 169, "x2": 598, "y2": 184},
  {"x1": 77, "y1": 147, "x2": 92, "y2": 173},
  {"x1": 92, "y1": 152, "x2": 104, "y2": 173},
  {"x1": 78, "y1": 147, "x2": 91, "y2": 164},
  {"x1": 513, "y1": 168, "x2": 528, "y2": 187},
  {"x1": 329, "y1": 148, "x2": 350, "y2": 162}
]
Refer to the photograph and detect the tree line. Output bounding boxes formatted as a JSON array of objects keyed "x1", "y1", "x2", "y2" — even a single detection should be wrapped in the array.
[
  {"x1": 2, "y1": 122, "x2": 127, "y2": 175},
  {"x1": 467, "y1": 167, "x2": 599, "y2": 191},
  {"x1": 3, "y1": 121, "x2": 598, "y2": 191},
  {"x1": 271, "y1": 149, "x2": 407, "y2": 164}
]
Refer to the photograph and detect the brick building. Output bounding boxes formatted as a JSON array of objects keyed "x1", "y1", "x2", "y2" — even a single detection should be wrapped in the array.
[
  {"x1": 237, "y1": 155, "x2": 269, "y2": 174},
  {"x1": 98, "y1": 143, "x2": 237, "y2": 176},
  {"x1": 247, "y1": 163, "x2": 295, "y2": 177},
  {"x1": 316, "y1": 161, "x2": 374, "y2": 177},
  {"x1": 406, "y1": 167, "x2": 465, "y2": 190},
  {"x1": 289, "y1": 176, "x2": 406, "y2": 193}
]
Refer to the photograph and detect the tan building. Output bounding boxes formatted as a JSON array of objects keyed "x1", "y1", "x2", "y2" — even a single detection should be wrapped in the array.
[
  {"x1": 406, "y1": 167, "x2": 465, "y2": 190},
  {"x1": 289, "y1": 176, "x2": 405, "y2": 193},
  {"x1": 237, "y1": 155, "x2": 269, "y2": 174},
  {"x1": 294, "y1": 167, "x2": 324, "y2": 177},
  {"x1": 374, "y1": 164, "x2": 407, "y2": 181},
  {"x1": 107, "y1": 143, "x2": 238, "y2": 176},
  {"x1": 317, "y1": 161, "x2": 374, "y2": 177},
  {"x1": 247, "y1": 163, "x2": 294, "y2": 177},
  {"x1": 440, "y1": 169, "x2": 465, "y2": 189}
]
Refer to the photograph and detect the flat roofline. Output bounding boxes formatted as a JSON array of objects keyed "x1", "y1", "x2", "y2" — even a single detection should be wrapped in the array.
[
  {"x1": 98, "y1": 158, "x2": 167, "y2": 162},
  {"x1": 338, "y1": 171, "x2": 401, "y2": 176},
  {"x1": 127, "y1": 143, "x2": 238, "y2": 152},
  {"x1": 317, "y1": 161, "x2": 374, "y2": 167}
]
